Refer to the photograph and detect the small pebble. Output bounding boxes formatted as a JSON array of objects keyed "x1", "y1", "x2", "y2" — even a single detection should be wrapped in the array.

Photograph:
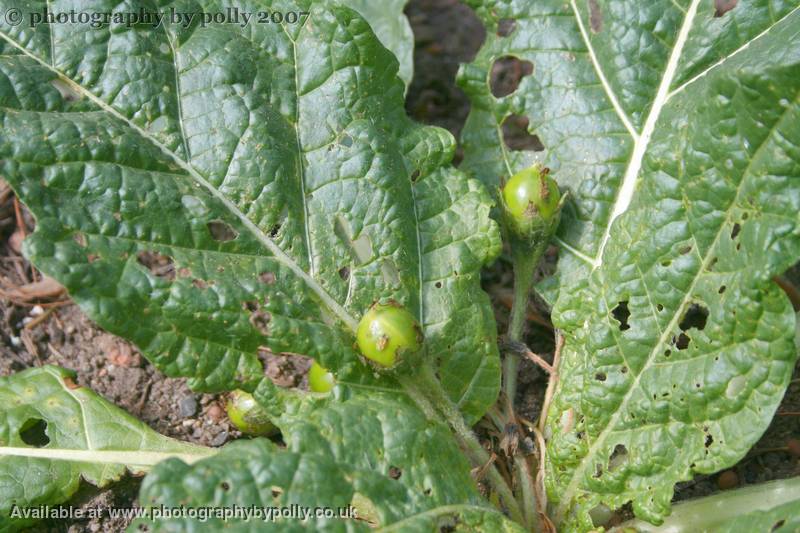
[
  {"x1": 717, "y1": 470, "x2": 738, "y2": 490},
  {"x1": 211, "y1": 431, "x2": 229, "y2": 447},
  {"x1": 178, "y1": 395, "x2": 198, "y2": 418},
  {"x1": 206, "y1": 404, "x2": 224, "y2": 422},
  {"x1": 787, "y1": 438, "x2": 800, "y2": 458}
]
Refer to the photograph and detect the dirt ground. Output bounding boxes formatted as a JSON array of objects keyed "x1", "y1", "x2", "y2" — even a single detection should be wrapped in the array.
[{"x1": 1, "y1": 1, "x2": 798, "y2": 531}]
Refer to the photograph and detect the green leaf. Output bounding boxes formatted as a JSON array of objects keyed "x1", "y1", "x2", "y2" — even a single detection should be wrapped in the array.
[
  {"x1": 347, "y1": 0, "x2": 414, "y2": 90},
  {"x1": 0, "y1": 1, "x2": 501, "y2": 421},
  {"x1": 459, "y1": 0, "x2": 800, "y2": 528},
  {"x1": 134, "y1": 388, "x2": 525, "y2": 532},
  {"x1": 621, "y1": 476, "x2": 800, "y2": 533},
  {"x1": 0, "y1": 366, "x2": 213, "y2": 532}
]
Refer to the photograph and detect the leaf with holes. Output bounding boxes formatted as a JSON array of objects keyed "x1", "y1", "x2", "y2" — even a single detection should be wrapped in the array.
[
  {"x1": 0, "y1": 1, "x2": 501, "y2": 422},
  {"x1": 0, "y1": 366, "x2": 213, "y2": 532},
  {"x1": 132, "y1": 389, "x2": 526, "y2": 532},
  {"x1": 459, "y1": 0, "x2": 800, "y2": 529}
]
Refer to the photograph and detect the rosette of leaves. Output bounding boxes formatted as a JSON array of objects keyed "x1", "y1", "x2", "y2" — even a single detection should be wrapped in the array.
[{"x1": 459, "y1": 0, "x2": 800, "y2": 530}]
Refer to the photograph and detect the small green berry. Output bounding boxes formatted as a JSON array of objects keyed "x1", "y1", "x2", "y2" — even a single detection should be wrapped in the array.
[
  {"x1": 308, "y1": 361, "x2": 335, "y2": 393},
  {"x1": 356, "y1": 301, "x2": 422, "y2": 368},
  {"x1": 500, "y1": 164, "x2": 563, "y2": 248},
  {"x1": 502, "y1": 165, "x2": 560, "y2": 223},
  {"x1": 226, "y1": 390, "x2": 276, "y2": 436}
]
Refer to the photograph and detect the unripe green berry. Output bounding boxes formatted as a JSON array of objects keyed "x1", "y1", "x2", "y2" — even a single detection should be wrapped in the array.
[
  {"x1": 502, "y1": 165, "x2": 560, "y2": 223},
  {"x1": 226, "y1": 390, "x2": 276, "y2": 436},
  {"x1": 500, "y1": 164, "x2": 563, "y2": 247},
  {"x1": 356, "y1": 301, "x2": 422, "y2": 368},
  {"x1": 308, "y1": 361, "x2": 335, "y2": 393}
]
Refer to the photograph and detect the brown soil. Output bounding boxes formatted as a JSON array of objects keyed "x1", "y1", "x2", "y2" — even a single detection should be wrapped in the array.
[{"x1": 1, "y1": 1, "x2": 798, "y2": 531}]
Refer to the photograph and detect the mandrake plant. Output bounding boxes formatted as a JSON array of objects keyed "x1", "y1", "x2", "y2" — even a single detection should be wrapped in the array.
[{"x1": 1, "y1": 0, "x2": 800, "y2": 531}]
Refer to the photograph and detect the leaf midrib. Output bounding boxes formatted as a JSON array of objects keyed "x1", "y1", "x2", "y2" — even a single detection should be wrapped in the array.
[
  {"x1": 0, "y1": 26, "x2": 359, "y2": 333},
  {"x1": 0, "y1": 447, "x2": 214, "y2": 468},
  {"x1": 592, "y1": 0, "x2": 702, "y2": 268}
]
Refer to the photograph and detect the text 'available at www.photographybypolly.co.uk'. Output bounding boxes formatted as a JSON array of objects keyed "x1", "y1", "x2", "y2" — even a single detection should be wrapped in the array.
[{"x1": 9, "y1": 503, "x2": 359, "y2": 523}]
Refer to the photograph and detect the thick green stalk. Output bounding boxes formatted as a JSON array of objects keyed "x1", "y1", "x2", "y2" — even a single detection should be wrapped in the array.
[
  {"x1": 504, "y1": 246, "x2": 544, "y2": 405},
  {"x1": 401, "y1": 367, "x2": 525, "y2": 525},
  {"x1": 502, "y1": 244, "x2": 548, "y2": 532}
]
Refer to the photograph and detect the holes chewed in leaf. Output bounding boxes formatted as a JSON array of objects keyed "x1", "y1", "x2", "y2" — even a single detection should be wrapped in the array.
[
  {"x1": 334, "y1": 216, "x2": 373, "y2": 264},
  {"x1": 137, "y1": 251, "x2": 175, "y2": 280},
  {"x1": 389, "y1": 466, "x2": 402, "y2": 480},
  {"x1": 612, "y1": 301, "x2": 630, "y2": 331},
  {"x1": 490, "y1": 56, "x2": 533, "y2": 97},
  {"x1": 705, "y1": 433, "x2": 714, "y2": 448},
  {"x1": 496, "y1": 18, "x2": 516, "y2": 37},
  {"x1": 714, "y1": 0, "x2": 737, "y2": 17},
  {"x1": 51, "y1": 79, "x2": 81, "y2": 102},
  {"x1": 675, "y1": 333, "x2": 691, "y2": 350},
  {"x1": 608, "y1": 444, "x2": 628, "y2": 471},
  {"x1": 259, "y1": 272, "x2": 276, "y2": 284},
  {"x1": 250, "y1": 311, "x2": 272, "y2": 336},
  {"x1": 679, "y1": 303, "x2": 708, "y2": 331},
  {"x1": 501, "y1": 114, "x2": 544, "y2": 152},
  {"x1": 20, "y1": 418, "x2": 49, "y2": 447},
  {"x1": 269, "y1": 224, "x2": 281, "y2": 238},
  {"x1": 595, "y1": 372, "x2": 606, "y2": 381},
  {"x1": 731, "y1": 222, "x2": 741, "y2": 240},
  {"x1": 381, "y1": 260, "x2": 400, "y2": 286},
  {"x1": 589, "y1": 0, "x2": 603, "y2": 32},
  {"x1": 726, "y1": 375, "x2": 746, "y2": 398},
  {"x1": 208, "y1": 220, "x2": 238, "y2": 242},
  {"x1": 338, "y1": 266, "x2": 350, "y2": 280}
]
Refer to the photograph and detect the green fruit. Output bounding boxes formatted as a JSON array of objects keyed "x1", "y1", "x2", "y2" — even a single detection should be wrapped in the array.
[
  {"x1": 226, "y1": 390, "x2": 276, "y2": 436},
  {"x1": 308, "y1": 361, "x2": 335, "y2": 393},
  {"x1": 356, "y1": 301, "x2": 422, "y2": 368},
  {"x1": 502, "y1": 165, "x2": 560, "y2": 223}
]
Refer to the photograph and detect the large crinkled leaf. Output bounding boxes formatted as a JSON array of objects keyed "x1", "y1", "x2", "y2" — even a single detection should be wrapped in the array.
[
  {"x1": 133, "y1": 388, "x2": 525, "y2": 532},
  {"x1": 0, "y1": 366, "x2": 213, "y2": 532},
  {"x1": 459, "y1": 0, "x2": 800, "y2": 529},
  {"x1": 348, "y1": 0, "x2": 414, "y2": 90},
  {"x1": 0, "y1": 1, "x2": 501, "y2": 421}
]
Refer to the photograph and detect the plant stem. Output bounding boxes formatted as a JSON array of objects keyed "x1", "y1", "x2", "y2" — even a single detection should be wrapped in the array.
[
  {"x1": 515, "y1": 454, "x2": 539, "y2": 530},
  {"x1": 504, "y1": 249, "x2": 540, "y2": 406},
  {"x1": 401, "y1": 367, "x2": 525, "y2": 525}
]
